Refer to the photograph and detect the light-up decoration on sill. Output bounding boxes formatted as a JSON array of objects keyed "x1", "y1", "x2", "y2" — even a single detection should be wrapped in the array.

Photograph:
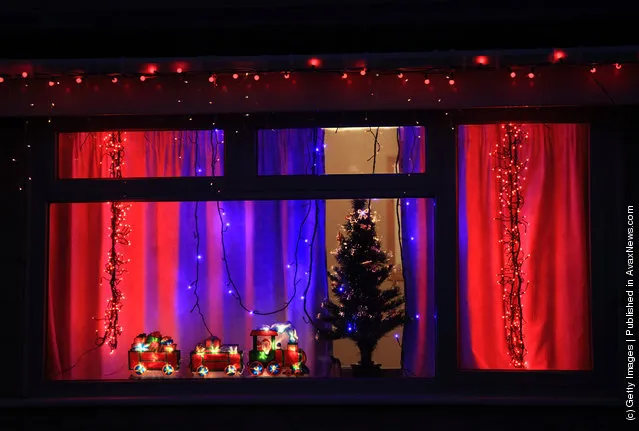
[
  {"x1": 190, "y1": 336, "x2": 243, "y2": 377},
  {"x1": 490, "y1": 123, "x2": 531, "y2": 369},
  {"x1": 128, "y1": 331, "x2": 180, "y2": 377},
  {"x1": 247, "y1": 323, "x2": 309, "y2": 377}
]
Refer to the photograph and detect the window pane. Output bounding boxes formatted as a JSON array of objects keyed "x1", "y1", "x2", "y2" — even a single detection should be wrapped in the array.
[
  {"x1": 257, "y1": 127, "x2": 425, "y2": 175},
  {"x1": 457, "y1": 123, "x2": 591, "y2": 370},
  {"x1": 47, "y1": 198, "x2": 434, "y2": 380},
  {"x1": 58, "y1": 130, "x2": 224, "y2": 178}
]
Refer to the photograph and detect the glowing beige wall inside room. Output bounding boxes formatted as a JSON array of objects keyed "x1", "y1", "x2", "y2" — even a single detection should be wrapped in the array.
[{"x1": 324, "y1": 127, "x2": 403, "y2": 369}]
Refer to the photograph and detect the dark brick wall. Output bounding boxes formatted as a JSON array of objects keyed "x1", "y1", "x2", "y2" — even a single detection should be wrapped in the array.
[{"x1": 0, "y1": 121, "x2": 28, "y2": 399}]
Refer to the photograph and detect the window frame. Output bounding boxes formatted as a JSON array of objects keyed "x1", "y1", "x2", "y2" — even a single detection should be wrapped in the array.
[{"x1": 25, "y1": 108, "x2": 623, "y2": 402}]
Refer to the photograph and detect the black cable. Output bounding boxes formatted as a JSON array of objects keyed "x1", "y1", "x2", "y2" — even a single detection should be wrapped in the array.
[
  {"x1": 190, "y1": 131, "x2": 213, "y2": 337},
  {"x1": 217, "y1": 130, "x2": 317, "y2": 316}
]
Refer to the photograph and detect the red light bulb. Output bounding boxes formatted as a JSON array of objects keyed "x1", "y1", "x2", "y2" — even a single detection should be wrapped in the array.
[
  {"x1": 510, "y1": 71, "x2": 516, "y2": 78},
  {"x1": 527, "y1": 72, "x2": 535, "y2": 79},
  {"x1": 448, "y1": 79, "x2": 455, "y2": 86},
  {"x1": 397, "y1": 73, "x2": 404, "y2": 79},
  {"x1": 253, "y1": 74, "x2": 260, "y2": 81},
  {"x1": 424, "y1": 78, "x2": 431, "y2": 85},
  {"x1": 21, "y1": 72, "x2": 28, "y2": 78},
  {"x1": 75, "y1": 77, "x2": 82, "y2": 84},
  {"x1": 0, "y1": 77, "x2": 4, "y2": 83},
  {"x1": 48, "y1": 81, "x2": 55, "y2": 86},
  {"x1": 341, "y1": 73, "x2": 348, "y2": 79},
  {"x1": 208, "y1": 74, "x2": 216, "y2": 83},
  {"x1": 308, "y1": 58, "x2": 321, "y2": 68},
  {"x1": 283, "y1": 72, "x2": 290, "y2": 79},
  {"x1": 232, "y1": 73, "x2": 239, "y2": 79},
  {"x1": 360, "y1": 68, "x2": 367, "y2": 76},
  {"x1": 112, "y1": 77, "x2": 118, "y2": 83},
  {"x1": 475, "y1": 55, "x2": 489, "y2": 66},
  {"x1": 553, "y1": 50, "x2": 566, "y2": 62},
  {"x1": 176, "y1": 67, "x2": 183, "y2": 73},
  {"x1": 589, "y1": 66, "x2": 596, "y2": 73},
  {"x1": 615, "y1": 63, "x2": 622, "y2": 70},
  {"x1": 140, "y1": 75, "x2": 146, "y2": 81}
]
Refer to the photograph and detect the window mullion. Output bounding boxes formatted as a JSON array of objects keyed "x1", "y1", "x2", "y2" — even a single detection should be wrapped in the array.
[
  {"x1": 427, "y1": 121, "x2": 458, "y2": 381},
  {"x1": 224, "y1": 125, "x2": 258, "y2": 179},
  {"x1": 48, "y1": 174, "x2": 435, "y2": 203}
]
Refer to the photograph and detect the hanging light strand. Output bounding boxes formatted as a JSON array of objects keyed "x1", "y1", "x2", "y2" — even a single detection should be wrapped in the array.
[
  {"x1": 95, "y1": 131, "x2": 131, "y2": 353},
  {"x1": 491, "y1": 123, "x2": 531, "y2": 368}
]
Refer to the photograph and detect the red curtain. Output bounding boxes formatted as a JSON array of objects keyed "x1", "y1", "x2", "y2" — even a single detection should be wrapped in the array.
[
  {"x1": 48, "y1": 130, "x2": 332, "y2": 381},
  {"x1": 48, "y1": 131, "x2": 224, "y2": 380},
  {"x1": 458, "y1": 123, "x2": 592, "y2": 370}
]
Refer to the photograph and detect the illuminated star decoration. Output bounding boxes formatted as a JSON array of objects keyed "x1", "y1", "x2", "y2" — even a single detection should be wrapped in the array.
[
  {"x1": 491, "y1": 124, "x2": 531, "y2": 368},
  {"x1": 95, "y1": 131, "x2": 132, "y2": 353}
]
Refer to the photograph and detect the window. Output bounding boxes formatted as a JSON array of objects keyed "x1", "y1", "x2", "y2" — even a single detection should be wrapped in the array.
[
  {"x1": 58, "y1": 130, "x2": 224, "y2": 178},
  {"x1": 46, "y1": 124, "x2": 435, "y2": 381},
  {"x1": 47, "y1": 198, "x2": 435, "y2": 380},
  {"x1": 457, "y1": 123, "x2": 592, "y2": 370},
  {"x1": 257, "y1": 126, "x2": 425, "y2": 175}
]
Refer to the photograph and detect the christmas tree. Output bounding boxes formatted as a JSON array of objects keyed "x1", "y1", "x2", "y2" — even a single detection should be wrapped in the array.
[{"x1": 317, "y1": 199, "x2": 406, "y2": 373}]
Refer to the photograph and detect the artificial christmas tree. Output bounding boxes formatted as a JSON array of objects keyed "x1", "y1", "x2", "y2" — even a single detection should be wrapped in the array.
[{"x1": 317, "y1": 199, "x2": 406, "y2": 377}]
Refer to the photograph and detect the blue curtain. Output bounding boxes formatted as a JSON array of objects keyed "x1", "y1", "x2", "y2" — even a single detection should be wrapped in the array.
[
  {"x1": 398, "y1": 126, "x2": 435, "y2": 377},
  {"x1": 216, "y1": 128, "x2": 330, "y2": 375}
]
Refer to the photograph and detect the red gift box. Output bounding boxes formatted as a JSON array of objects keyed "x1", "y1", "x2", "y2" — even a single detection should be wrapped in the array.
[
  {"x1": 278, "y1": 344, "x2": 304, "y2": 365},
  {"x1": 129, "y1": 350, "x2": 180, "y2": 371},
  {"x1": 190, "y1": 351, "x2": 242, "y2": 372}
]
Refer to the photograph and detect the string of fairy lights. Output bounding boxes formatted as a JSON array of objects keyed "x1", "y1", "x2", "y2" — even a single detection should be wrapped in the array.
[
  {"x1": 0, "y1": 52, "x2": 630, "y2": 85},
  {"x1": 93, "y1": 131, "x2": 132, "y2": 354},
  {"x1": 491, "y1": 123, "x2": 531, "y2": 369},
  {"x1": 0, "y1": 55, "x2": 632, "y2": 116}
]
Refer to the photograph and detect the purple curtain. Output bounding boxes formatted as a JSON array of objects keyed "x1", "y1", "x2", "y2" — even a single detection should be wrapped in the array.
[
  {"x1": 398, "y1": 126, "x2": 435, "y2": 377},
  {"x1": 255, "y1": 128, "x2": 331, "y2": 375}
]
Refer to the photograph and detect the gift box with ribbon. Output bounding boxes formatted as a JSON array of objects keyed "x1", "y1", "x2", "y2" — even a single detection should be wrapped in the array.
[
  {"x1": 128, "y1": 331, "x2": 180, "y2": 377},
  {"x1": 190, "y1": 337, "x2": 243, "y2": 376}
]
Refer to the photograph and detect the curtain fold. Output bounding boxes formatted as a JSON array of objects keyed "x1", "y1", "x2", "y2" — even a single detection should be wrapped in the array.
[
  {"x1": 47, "y1": 128, "x2": 330, "y2": 379},
  {"x1": 457, "y1": 123, "x2": 591, "y2": 370},
  {"x1": 398, "y1": 127, "x2": 435, "y2": 377}
]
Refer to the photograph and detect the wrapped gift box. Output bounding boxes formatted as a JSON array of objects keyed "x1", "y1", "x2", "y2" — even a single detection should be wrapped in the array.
[
  {"x1": 190, "y1": 342, "x2": 243, "y2": 373},
  {"x1": 128, "y1": 350, "x2": 181, "y2": 371}
]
